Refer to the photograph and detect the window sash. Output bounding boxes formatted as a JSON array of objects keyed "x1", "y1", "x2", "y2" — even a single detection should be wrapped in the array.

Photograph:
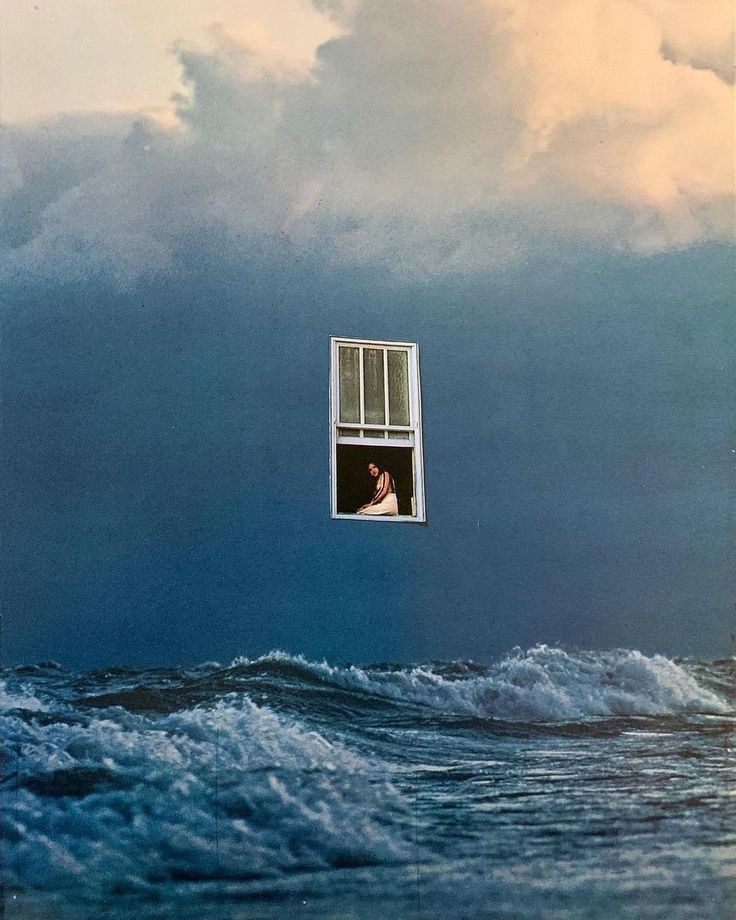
[{"x1": 335, "y1": 343, "x2": 415, "y2": 435}]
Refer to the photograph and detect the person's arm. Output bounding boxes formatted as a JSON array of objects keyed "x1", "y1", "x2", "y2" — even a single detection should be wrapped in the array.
[{"x1": 366, "y1": 472, "x2": 391, "y2": 506}]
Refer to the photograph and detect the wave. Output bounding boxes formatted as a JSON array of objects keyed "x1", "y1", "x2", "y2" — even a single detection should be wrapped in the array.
[
  {"x1": 229, "y1": 645, "x2": 732, "y2": 723},
  {"x1": 3, "y1": 645, "x2": 733, "y2": 912},
  {"x1": 3, "y1": 695, "x2": 412, "y2": 897},
  {"x1": 0, "y1": 680, "x2": 49, "y2": 713}
]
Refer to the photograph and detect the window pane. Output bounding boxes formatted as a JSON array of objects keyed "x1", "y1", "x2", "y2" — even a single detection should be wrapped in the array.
[
  {"x1": 338, "y1": 347, "x2": 360, "y2": 423},
  {"x1": 363, "y1": 348, "x2": 385, "y2": 425},
  {"x1": 388, "y1": 350, "x2": 410, "y2": 426},
  {"x1": 388, "y1": 430, "x2": 409, "y2": 440}
]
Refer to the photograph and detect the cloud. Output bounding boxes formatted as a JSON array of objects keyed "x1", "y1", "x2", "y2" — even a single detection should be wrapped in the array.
[
  {"x1": 643, "y1": 0, "x2": 734, "y2": 83},
  {"x1": 1, "y1": 0, "x2": 733, "y2": 284}
]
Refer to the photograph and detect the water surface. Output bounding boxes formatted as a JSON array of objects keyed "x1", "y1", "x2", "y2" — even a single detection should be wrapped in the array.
[{"x1": 3, "y1": 646, "x2": 734, "y2": 919}]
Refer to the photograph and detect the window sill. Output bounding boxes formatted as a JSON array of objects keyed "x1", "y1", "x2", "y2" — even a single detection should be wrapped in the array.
[{"x1": 331, "y1": 513, "x2": 427, "y2": 524}]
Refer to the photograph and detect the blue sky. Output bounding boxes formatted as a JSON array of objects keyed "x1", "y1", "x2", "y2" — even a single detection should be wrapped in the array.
[{"x1": 2, "y1": 1, "x2": 733, "y2": 667}]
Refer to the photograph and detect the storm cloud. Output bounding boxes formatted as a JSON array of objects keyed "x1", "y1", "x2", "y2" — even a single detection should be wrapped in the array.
[{"x1": 3, "y1": 0, "x2": 732, "y2": 283}]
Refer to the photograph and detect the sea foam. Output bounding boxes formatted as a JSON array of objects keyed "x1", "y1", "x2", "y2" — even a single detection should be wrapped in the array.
[
  {"x1": 3, "y1": 695, "x2": 412, "y2": 897},
  {"x1": 230, "y1": 645, "x2": 731, "y2": 723},
  {"x1": 3, "y1": 646, "x2": 733, "y2": 917}
]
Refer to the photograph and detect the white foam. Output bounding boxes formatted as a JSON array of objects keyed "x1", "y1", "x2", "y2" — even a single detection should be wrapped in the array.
[
  {"x1": 0, "y1": 679, "x2": 49, "y2": 713},
  {"x1": 232, "y1": 646, "x2": 732, "y2": 723},
  {"x1": 4, "y1": 695, "x2": 411, "y2": 895}
]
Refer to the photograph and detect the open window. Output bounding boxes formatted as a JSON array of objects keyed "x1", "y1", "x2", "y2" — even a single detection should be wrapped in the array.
[{"x1": 330, "y1": 337, "x2": 426, "y2": 522}]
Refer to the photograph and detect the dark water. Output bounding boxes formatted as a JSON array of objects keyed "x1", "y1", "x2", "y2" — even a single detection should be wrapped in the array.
[{"x1": 2, "y1": 646, "x2": 735, "y2": 919}]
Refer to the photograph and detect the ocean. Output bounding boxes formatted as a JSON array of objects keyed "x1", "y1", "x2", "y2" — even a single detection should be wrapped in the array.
[{"x1": 2, "y1": 645, "x2": 734, "y2": 919}]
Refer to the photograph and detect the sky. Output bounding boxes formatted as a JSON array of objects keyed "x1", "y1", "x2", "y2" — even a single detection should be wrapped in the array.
[{"x1": 2, "y1": 0, "x2": 734, "y2": 668}]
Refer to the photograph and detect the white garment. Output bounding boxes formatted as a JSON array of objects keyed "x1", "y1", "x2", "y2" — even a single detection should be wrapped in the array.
[{"x1": 357, "y1": 493, "x2": 399, "y2": 516}]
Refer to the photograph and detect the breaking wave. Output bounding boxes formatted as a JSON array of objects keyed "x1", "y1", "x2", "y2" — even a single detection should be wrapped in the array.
[
  {"x1": 3, "y1": 695, "x2": 412, "y2": 898},
  {"x1": 3, "y1": 645, "x2": 732, "y2": 915},
  {"x1": 229, "y1": 645, "x2": 731, "y2": 723}
]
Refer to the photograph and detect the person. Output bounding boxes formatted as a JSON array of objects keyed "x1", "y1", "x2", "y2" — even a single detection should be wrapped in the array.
[{"x1": 357, "y1": 462, "x2": 398, "y2": 515}]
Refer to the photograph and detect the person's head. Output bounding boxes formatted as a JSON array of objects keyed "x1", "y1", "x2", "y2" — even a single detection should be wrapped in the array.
[{"x1": 367, "y1": 462, "x2": 380, "y2": 479}]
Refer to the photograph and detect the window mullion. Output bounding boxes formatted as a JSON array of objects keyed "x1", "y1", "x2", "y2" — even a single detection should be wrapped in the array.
[
  {"x1": 358, "y1": 346, "x2": 365, "y2": 427},
  {"x1": 382, "y1": 346, "x2": 390, "y2": 431}
]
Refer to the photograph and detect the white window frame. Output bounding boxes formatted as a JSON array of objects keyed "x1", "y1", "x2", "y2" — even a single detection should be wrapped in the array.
[{"x1": 329, "y1": 336, "x2": 427, "y2": 523}]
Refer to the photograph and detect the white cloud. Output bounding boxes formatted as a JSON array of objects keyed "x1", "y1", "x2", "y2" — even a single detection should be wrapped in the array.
[
  {"x1": 2, "y1": 0, "x2": 733, "y2": 284},
  {"x1": 639, "y1": 0, "x2": 734, "y2": 82}
]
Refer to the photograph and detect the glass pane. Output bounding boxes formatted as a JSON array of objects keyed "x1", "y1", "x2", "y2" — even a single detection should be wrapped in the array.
[
  {"x1": 338, "y1": 347, "x2": 360, "y2": 423},
  {"x1": 388, "y1": 350, "x2": 410, "y2": 426},
  {"x1": 388, "y1": 430, "x2": 409, "y2": 440},
  {"x1": 338, "y1": 427, "x2": 361, "y2": 438},
  {"x1": 363, "y1": 348, "x2": 385, "y2": 425}
]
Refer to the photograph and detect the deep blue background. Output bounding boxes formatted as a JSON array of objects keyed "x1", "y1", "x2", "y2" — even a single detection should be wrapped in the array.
[{"x1": 3, "y1": 240, "x2": 733, "y2": 667}]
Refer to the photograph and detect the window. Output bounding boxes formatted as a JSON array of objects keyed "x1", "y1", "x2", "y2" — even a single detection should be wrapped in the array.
[{"x1": 330, "y1": 337, "x2": 426, "y2": 522}]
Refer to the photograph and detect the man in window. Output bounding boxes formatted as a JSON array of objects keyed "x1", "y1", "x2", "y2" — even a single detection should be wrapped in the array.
[{"x1": 357, "y1": 463, "x2": 399, "y2": 516}]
